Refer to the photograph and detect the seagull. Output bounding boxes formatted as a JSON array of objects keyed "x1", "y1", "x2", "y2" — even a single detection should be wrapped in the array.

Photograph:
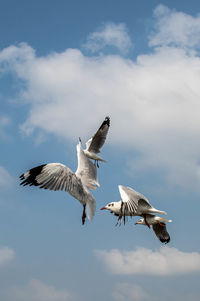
[
  {"x1": 101, "y1": 185, "x2": 167, "y2": 227},
  {"x1": 83, "y1": 116, "x2": 110, "y2": 167},
  {"x1": 19, "y1": 140, "x2": 99, "y2": 225},
  {"x1": 135, "y1": 214, "x2": 172, "y2": 244}
]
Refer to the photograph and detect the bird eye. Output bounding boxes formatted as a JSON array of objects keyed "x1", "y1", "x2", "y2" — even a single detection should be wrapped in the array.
[{"x1": 108, "y1": 204, "x2": 111, "y2": 207}]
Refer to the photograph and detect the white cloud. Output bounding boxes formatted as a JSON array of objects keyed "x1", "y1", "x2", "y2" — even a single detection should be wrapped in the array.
[
  {"x1": 112, "y1": 282, "x2": 200, "y2": 301},
  {"x1": 1, "y1": 7, "x2": 200, "y2": 191},
  {"x1": 0, "y1": 166, "x2": 14, "y2": 188},
  {"x1": 0, "y1": 246, "x2": 15, "y2": 267},
  {"x1": 6, "y1": 279, "x2": 73, "y2": 301},
  {"x1": 95, "y1": 247, "x2": 200, "y2": 276},
  {"x1": 112, "y1": 283, "x2": 148, "y2": 301},
  {"x1": 150, "y1": 5, "x2": 200, "y2": 49},
  {"x1": 83, "y1": 22, "x2": 132, "y2": 54}
]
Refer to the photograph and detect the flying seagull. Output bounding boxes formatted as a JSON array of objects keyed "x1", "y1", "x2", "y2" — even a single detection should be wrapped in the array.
[
  {"x1": 101, "y1": 185, "x2": 167, "y2": 227},
  {"x1": 135, "y1": 214, "x2": 172, "y2": 244},
  {"x1": 83, "y1": 116, "x2": 110, "y2": 167},
  {"x1": 20, "y1": 140, "x2": 99, "y2": 225}
]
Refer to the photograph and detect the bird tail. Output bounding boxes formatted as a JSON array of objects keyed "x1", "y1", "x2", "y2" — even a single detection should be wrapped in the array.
[
  {"x1": 86, "y1": 197, "x2": 96, "y2": 221},
  {"x1": 160, "y1": 217, "x2": 172, "y2": 223},
  {"x1": 149, "y1": 208, "x2": 167, "y2": 215},
  {"x1": 98, "y1": 158, "x2": 106, "y2": 163}
]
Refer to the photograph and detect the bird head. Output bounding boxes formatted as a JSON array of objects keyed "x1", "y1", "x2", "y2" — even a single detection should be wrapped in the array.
[
  {"x1": 135, "y1": 218, "x2": 145, "y2": 225},
  {"x1": 101, "y1": 201, "x2": 121, "y2": 214}
]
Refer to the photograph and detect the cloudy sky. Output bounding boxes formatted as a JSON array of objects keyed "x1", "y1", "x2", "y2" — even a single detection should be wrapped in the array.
[{"x1": 1, "y1": 0, "x2": 200, "y2": 300}]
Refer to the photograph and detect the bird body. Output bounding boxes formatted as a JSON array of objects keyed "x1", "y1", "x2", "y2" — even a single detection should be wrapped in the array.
[
  {"x1": 135, "y1": 215, "x2": 172, "y2": 226},
  {"x1": 76, "y1": 141, "x2": 100, "y2": 190},
  {"x1": 20, "y1": 141, "x2": 98, "y2": 224}
]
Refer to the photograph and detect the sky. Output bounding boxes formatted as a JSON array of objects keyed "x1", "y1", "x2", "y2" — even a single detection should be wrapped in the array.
[{"x1": 1, "y1": 0, "x2": 200, "y2": 300}]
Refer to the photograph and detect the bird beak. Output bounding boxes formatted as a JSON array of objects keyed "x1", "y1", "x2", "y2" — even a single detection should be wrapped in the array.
[
  {"x1": 101, "y1": 207, "x2": 107, "y2": 210},
  {"x1": 135, "y1": 222, "x2": 138, "y2": 225}
]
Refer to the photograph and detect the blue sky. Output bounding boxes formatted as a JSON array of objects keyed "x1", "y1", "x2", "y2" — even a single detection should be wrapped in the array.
[{"x1": 1, "y1": 0, "x2": 200, "y2": 300}]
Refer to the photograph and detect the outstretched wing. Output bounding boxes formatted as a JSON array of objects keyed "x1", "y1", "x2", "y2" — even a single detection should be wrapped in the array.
[
  {"x1": 76, "y1": 141, "x2": 99, "y2": 189},
  {"x1": 86, "y1": 116, "x2": 110, "y2": 154},
  {"x1": 152, "y1": 223, "x2": 170, "y2": 244},
  {"x1": 20, "y1": 163, "x2": 89, "y2": 204},
  {"x1": 118, "y1": 185, "x2": 151, "y2": 215}
]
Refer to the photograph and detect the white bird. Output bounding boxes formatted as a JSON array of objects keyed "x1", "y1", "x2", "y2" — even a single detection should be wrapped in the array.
[
  {"x1": 101, "y1": 185, "x2": 167, "y2": 227},
  {"x1": 135, "y1": 214, "x2": 172, "y2": 244},
  {"x1": 83, "y1": 116, "x2": 110, "y2": 167},
  {"x1": 20, "y1": 140, "x2": 99, "y2": 225}
]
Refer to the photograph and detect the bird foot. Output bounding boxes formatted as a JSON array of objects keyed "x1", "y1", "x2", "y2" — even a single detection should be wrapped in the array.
[{"x1": 82, "y1": 205, "x2": 86, "y2": 225}]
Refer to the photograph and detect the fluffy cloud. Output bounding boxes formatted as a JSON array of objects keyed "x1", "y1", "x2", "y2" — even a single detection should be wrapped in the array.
[
  {"x1": 0, "y1": 246, "x2": 15, "y2": 267},
  {"x1": 83, "y1": 22, "x2": 132, "y2": 54},
  {"x1": 95, "y1": 247, "x2": 200, "y2": 276},
  {"x1": 150, "y1": 5, "x2": 200, "y2": 49},
  {"x1": 112, "y1": 282, "x2": 200, "y2": 301},
  {"x1": 5, "y1": 279, "x2": 73, "y2": 301},
  {"x1": 0, "y1": 166, "x2": 14, "y2": 188},
  {"x1": 1, "y1": 6, "x2": 200, "y2": 191},
  {"x1": 112, "y1": 283, "x2": 147, "y2": 301}
]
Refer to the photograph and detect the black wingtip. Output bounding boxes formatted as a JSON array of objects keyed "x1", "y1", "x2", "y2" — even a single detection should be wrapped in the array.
[
  {"x1": 105, "y1": 116, "x2": 110, "y2": 126},
  {"x1": 99, "y1": 116, "x2": 110, "y2": 129},
  {"x1": 19, "y1": 164, "x2": 46, "y2": 187},
  {"x1": 160, "y1": 236, "x2": 170, "y2": 244}
]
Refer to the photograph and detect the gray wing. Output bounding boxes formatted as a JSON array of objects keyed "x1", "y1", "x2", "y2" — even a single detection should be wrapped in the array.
[
  {"x1": 152, "y1": 223, "x2": 170, "y2": 244},
  {"x1": 19, "y1": 162, "x2": 89, "y2": 204},
  {"x1": 76, "y1": 141, "x2": 100, "y2": 189},
  {"x1": 86, "y1": 116, "x2": 110, "y2": 153},
  {"x1": 119, "y1": 185, "x2": 151, "y2": 215}
]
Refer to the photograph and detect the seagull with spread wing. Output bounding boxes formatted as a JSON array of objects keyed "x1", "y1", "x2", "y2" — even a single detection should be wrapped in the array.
[
  {"x1": 83, "y1": 116, "x2": 110, "y2": 167},
  {"x1": 135, "y1": 214, "x2": 172, "y2": 244},
  {"x1": 20, "y1": 139, "x2": 99, "y2": 225},
  {"x1": 101, "y1": 185, "x2": 167, "y2": 227}
]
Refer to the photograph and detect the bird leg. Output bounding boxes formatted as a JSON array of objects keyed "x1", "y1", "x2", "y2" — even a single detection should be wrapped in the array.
[
  {"x1": 82, "y1": 204, "x2": 86, "y2": 225},
  {"x1": 117, "y1": 201, "x2": 124, "y2": 226},
  {"x1": 95, "y1": 160, "x2": 99, "y2": 168},
  {"x1": 123, "y1": 214, "x2": 126, "y2": 225},
  {"x1": 115, "y1": 215, "x2": 122, "y2": 226},
  {"x1": 143, "y1": 214, "x2": 151, "y2": 228}
]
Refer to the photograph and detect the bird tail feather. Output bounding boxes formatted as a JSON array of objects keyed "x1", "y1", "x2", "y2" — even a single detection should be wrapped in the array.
[
  {"x1": 149, "y1": 208, "x2": 167, "y2": 215},
  {"x1": 86, "y1": 198, "x2": 96, "y2": 221}
]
